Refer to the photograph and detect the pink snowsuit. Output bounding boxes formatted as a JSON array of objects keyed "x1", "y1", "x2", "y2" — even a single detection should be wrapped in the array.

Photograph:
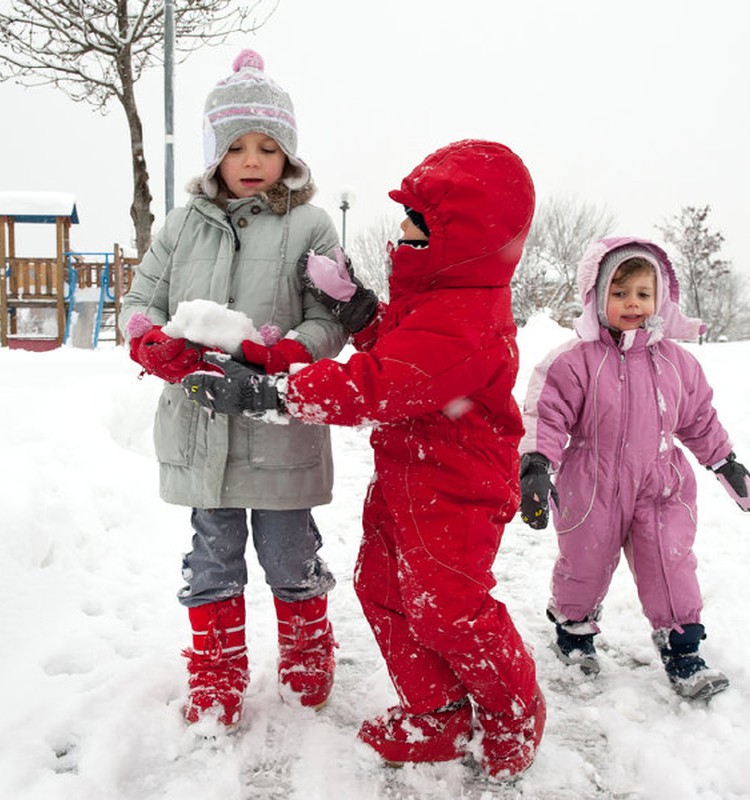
[{"x1": 520, "y1": 237, "x2": 732, "y2": 631}]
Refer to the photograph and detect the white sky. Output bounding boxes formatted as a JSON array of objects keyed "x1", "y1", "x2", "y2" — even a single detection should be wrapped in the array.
[{"x1": 2, "y1": 0, "x2": 749, "y2": 272}]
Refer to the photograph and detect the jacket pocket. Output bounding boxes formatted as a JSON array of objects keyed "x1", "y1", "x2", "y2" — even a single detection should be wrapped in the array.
[
  {"x1": 246, "y1": 417, "x2": 325, "y2": 469},
  {"x1": 153, "y1": 383, "x2": 199, "y2": 467}
]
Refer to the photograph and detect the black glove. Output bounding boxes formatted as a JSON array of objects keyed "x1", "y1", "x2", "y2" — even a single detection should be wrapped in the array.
[
  {"x1": 182, "y1": 352, "x2": 282, "y2": 416},
  {"x1": 298, "y1": 248, "x2": 379, "y2": 333},
  {"x1": 709, "y1": 451, "x2": 750, "y2": 511},
  {"x1": 519, "y1": 452, "x2": 559, "y2": 529}
]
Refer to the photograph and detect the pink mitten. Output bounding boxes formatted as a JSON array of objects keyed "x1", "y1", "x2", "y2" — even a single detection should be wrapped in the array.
[{"x1": 305, "y1": 248, "x2": 357, "y2": 301}]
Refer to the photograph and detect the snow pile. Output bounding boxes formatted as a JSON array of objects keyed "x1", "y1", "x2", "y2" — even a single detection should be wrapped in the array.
[
  {"x1": 0, "y1": 315, "x2": 748, "y2": 800},
  {"x1": 163, "y1": 299, "x2": 280, "y2": 357}
]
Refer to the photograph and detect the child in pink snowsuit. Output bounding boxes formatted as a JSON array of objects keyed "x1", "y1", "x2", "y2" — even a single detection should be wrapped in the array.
[{"x1": 519, "y1": 237, "x2": 750, "y2": 699}]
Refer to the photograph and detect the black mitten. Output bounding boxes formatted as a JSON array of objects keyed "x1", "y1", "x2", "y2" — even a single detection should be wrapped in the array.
[
  {"x1": 182, "y1": 353, "x2": 282, "y2": 416},
  {"x1": 519, "y1": 452, "x2": 559, "y2": 529},
  {"x1": 710, "y1": 452, "x2": 750, "y2": 511}
]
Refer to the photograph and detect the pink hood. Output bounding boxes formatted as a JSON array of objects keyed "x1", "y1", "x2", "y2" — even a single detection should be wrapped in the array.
[{"x1": 574, "y1": 236, "x2": 705, "y2": 344}]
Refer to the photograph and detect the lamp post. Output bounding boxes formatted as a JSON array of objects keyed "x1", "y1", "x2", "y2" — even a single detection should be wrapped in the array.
[
  {"x1": 337, "y1": 189, "x2": 354, "y2": 250},
  {"x1": 164, "y1": 0, "x2": 175, "y2": 214}
]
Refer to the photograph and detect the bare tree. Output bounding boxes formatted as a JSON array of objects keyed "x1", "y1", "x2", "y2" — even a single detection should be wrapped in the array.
[
  {"x1": 656, "y1": 205, "x2": 739, "y2": 342},
  {"x1": 513, "y1": 196, "x2": 616, "y2": 326},
  {"x1": 347, "y1": 216, "x2": 401, "y2": 301},
  {"x1": 699, "y1": 269, "x2": 750, "y2": 341},
  {"x1": 0, "y1": 0, "x2": 277, "y2": 257}
]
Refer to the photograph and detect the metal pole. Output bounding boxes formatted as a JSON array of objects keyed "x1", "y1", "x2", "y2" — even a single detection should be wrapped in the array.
[
  {"x1": 164, "y1": 0, "x2": 175, "y2": 214},
  {"x1": 340, "y1": 198, "x2": 349, "y2": 250}
]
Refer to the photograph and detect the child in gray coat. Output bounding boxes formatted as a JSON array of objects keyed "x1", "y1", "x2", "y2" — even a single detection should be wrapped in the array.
[{"x1": 121, "y1": 49, "x2": 347, "y2": 728}]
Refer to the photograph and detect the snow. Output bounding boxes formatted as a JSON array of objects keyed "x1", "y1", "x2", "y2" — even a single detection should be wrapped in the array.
[
  {"x1": 163, "y1": 299, "x2": 268, "y2": 356},
  {"x1": 0, "y1": 191, "x2": 77, "y2": 219},
  {"x1": 1, "y1": 314, "x2": 749, "y2": 800}
]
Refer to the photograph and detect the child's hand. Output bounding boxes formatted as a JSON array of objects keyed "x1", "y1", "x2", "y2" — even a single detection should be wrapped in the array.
[
  {"x1": 130, "y1": 325, "x2": 203, "y2": 383},
  {"x1": 240, "y1": 338, "x2": 312, "y2": 374},
  {"x1": 304, "y1": 248, "x2": 358, "y2": 302},
  {"x1": 127, "y1": 313, "x2": 225, "y2": 383},
  {"x1": 711, "y1": 452, "x2": 750, "y2": 511},
  {"x1": 182, "y1": 353, "x2": 283, "y2": 416},
  {"x1": 298, "y1": 248, "x2": 378, "y2": 333},
  {"x1": 519, "y1": 452, "x2": 559, "y2": 529}
]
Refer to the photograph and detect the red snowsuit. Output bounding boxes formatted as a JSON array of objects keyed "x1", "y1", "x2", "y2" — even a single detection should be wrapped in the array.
[{"x1": 285, "y1": 140, "x2": 538, "y2": 716}]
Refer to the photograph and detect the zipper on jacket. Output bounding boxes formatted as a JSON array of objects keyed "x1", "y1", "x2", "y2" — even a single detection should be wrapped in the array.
[
  {"x1": 614, "y1": 350, "x2": 628, "y2": 499},
  {"x1": 648, "y1": 345, "x2": 681, "y2": 624}
]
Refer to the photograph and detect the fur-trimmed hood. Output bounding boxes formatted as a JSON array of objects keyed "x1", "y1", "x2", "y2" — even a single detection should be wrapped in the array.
[{"x1": 184, "y1": 176, "x2": 316, "y2": 216}]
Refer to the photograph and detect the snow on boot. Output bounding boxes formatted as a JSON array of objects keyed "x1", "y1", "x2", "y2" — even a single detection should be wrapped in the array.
[
  {"x1": 653, "y1": 624, "x2": 729, "y2": 700},
  {"x1": 358, "y1": 698, "x2": 472, "y2": 765},
  {"x1": 551, "y1": 623, "x2": 600, "y2": 675},
  {"x1": 476, "y1": 682, "x2": 546, "y2": 780},
  {"x1": 274, "y1": 595, "x2": 337, "y2": 709},
  {"x1": 183, "y1": 596, "x2": 249, "y2": 728}
]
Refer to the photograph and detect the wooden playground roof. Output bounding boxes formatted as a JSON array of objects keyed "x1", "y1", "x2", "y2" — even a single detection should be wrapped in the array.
[{"x1": 0, "y1": 191, "x2": 79, "y2": 224}]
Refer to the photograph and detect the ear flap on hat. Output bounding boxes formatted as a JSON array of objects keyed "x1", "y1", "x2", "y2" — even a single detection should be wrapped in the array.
[{"x1": 282, "y1": 155, "x2": 311, "y2": 190}]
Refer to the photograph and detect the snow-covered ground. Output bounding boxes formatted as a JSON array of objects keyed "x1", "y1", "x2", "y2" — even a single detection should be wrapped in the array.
[{"x1": 1, "y1": 314, "x2": 748, "y2": 800}]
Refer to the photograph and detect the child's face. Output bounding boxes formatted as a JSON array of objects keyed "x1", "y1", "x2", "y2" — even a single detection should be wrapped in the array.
[
  {"x1": 399, "y1": 216, "x2": 429, "y2": 242},
  {"x1": 218, "y1": 132, "x2": 287, "y2": 197},
  {"x1": 606, "y1": 267, "x2": 657, "y2": 332}
]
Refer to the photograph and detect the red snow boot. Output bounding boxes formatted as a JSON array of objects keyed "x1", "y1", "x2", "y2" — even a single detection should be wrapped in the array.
[
  {"x1": 274, "y1": 595, "x2": 337, "y2": 709},
  {"x1": 182, "y1": 596, "x2": 249, "y2": 728},
  {"x1": 476, "y1": 682, "x2": 546, "y2": 779},
  {"x1": 358, "y1": 698, "x2": 473, "y2": 765}
]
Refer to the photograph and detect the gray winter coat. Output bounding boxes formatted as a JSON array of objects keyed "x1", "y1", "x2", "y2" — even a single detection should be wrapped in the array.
[{"x1": 120, "y1": 183, "x2": 347, "y2": 510}]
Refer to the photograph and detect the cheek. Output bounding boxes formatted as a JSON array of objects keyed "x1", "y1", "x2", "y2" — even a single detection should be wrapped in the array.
[{"x1": 218, "y1": 157, "x2": 236, "y2": 180}]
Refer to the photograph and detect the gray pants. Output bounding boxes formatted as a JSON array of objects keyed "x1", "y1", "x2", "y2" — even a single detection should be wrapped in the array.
[{"x1": 178, "y1": 508, "x2": 335, "y2": 608}]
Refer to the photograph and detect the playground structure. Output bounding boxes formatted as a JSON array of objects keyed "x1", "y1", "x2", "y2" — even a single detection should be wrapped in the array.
[{"x1": 0, "y1": 191, "x2": 138, "y2": 351}]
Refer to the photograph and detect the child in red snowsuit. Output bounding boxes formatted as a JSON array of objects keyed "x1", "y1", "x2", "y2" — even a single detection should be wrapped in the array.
[{"x1": 183, "y1": 140, "x2": 545, "y2": 779}]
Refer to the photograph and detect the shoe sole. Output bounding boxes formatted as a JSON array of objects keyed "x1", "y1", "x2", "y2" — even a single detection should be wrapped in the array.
[{"x1": 551, "y1": 642, "x2": 600, "y2": 675}]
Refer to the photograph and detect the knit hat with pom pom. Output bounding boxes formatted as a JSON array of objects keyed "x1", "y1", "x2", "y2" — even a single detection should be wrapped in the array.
[{"x1": 200, "y1": 49, "x2": 310, "y2": 197}]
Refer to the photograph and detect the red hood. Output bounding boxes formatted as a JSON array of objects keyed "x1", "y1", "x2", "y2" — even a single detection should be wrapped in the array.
[{"x1": 388, "y1": 139, "x2": 535, "y2": 294}]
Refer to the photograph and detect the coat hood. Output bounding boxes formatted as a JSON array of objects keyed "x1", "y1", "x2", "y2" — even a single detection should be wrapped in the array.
[
  {"x1": 574, "y1": 236, "x2": 705, "y2": 345},
  {"x1": 387, "y1": 139, "x2": 535, "y2": 292}
]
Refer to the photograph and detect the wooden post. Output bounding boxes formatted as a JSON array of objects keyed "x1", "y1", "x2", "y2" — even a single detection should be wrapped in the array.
[
  {"x1": 0, "y1": 216, "x2": 7, "y2": 347},
  {"x1": 55, "y1": 216, "x2": 66, "y2": 345},
  {"x1": 7, "y1": 218, "x2": 15, "y2": 258}
]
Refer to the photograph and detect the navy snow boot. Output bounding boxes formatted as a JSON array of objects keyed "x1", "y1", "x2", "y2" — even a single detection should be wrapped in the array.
[
  {"x1": 653, "y1": 623, "x2": 729, "y2": 700},
  {"x1": 551, "y1": 623, "x2": 600, "y2": 676}
]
